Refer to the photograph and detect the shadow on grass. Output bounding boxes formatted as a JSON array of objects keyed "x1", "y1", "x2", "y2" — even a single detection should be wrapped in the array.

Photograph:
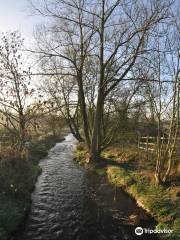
[{"x1": 96, "y1": 157, "x2": 137, "y2": 172}]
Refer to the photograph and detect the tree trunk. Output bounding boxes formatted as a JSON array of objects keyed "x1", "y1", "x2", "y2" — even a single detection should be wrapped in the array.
[
  {"x1": 154, "y1": 116, "x2": 162, "y2": 184},
  {"x1": 90, "y1": 87, "x2": 104, "y2": 161},
  {"x1": 90, "y1": 1, "x2": 105, "y2": 161},
  {"x1": 18, "y1": 115, "x2": 26, "y2": 158},
  {"x1": 77, "y1": 71, "x2": 91, "y2": 149}
]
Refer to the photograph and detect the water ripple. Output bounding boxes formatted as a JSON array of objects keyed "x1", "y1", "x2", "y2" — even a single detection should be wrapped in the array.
[{"x1": 13, "y1": 134, "x2": 157, "y2": 240}]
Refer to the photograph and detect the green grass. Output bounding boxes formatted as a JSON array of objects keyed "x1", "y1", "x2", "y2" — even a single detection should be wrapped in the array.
[
  {"x1": 0, "y1": 134, "x2": 63, "y2": 240},
  {"x1": 74, "y1": 144, "x2": 180, "y2": 239},
  {"x1": 0, "y1": 192, "x2": 31, "y2": 240},
  {"x1": 107, "y1": 166, "x2": 180, "y2": 239},
  {"x1": 0, "y1": 163, "x2": 40, "y2": 240}
]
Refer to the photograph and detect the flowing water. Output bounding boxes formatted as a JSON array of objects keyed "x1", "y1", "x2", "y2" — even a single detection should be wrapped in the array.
[{"x1": 12, "y1": 134, "x2": 158, "y2": 240}]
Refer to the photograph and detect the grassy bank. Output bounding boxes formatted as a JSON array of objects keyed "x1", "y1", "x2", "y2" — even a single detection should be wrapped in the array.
[
  {"x1": 0, "y1": 134, "x2": 65, "y2": 240},
  {"x1": 74, "y1": 143, "x2": 180, "y2": 240},
  {"x1": 107, "y1": 166, "x2": 180, "y2": 239}
]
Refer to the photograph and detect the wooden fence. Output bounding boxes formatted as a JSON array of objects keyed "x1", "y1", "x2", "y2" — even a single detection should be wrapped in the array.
[
  {"x1": 137, "y1": 135, "x2": 180, "y2": 154},
  {"x1": 138, "y1": 136, "x2": 157, "y2": 152}
]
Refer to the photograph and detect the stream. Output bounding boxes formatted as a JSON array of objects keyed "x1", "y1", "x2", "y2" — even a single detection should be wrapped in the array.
[{"x1": 12, "y1": 134, "x2": 158, "y2": 240}]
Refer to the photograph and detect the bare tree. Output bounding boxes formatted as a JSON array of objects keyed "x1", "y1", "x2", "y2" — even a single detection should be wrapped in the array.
[
  {"x1": 41, "y1": 71, "x2": 83, "y2": 141},
  {"x1": 0, "y1": 32, "x2": 36, "y2": 153},
  {"x1": 138, "y1": 17, "x2": 180, "y2": 184},
  {"x1": 29, "y1": 0, "x2": 173, "y2": 161},
  {"x1": 162, "y1": 17, "x2": 180, "y2": 183}
]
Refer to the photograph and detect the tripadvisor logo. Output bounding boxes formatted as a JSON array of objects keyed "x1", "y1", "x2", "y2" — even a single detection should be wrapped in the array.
[
  {"x1": 135, "y1": 227, "x2": 173, "y2": 236},
  {"x1": 135, "y1": 227, "x2": 143, "y2": 235}
]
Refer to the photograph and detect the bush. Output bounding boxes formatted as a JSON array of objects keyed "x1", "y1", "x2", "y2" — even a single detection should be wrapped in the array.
[
  {"x1": 0, "y1": 133, "x2": 60, "y2": 240},
  {"x1": 76, "y1": 143, "x2": 86, "y2": 151}
]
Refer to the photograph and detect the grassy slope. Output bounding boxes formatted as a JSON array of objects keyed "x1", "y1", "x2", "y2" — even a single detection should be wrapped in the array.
[
  {"x1": 0, "y1": 134, "x2": 64, "y2": 240},
  {"x1": 107, "y1": 166, "x2": 180, "y2": 240},
  {"x1": 75, "y1": 143, "x2": 180, "y2": 240}
]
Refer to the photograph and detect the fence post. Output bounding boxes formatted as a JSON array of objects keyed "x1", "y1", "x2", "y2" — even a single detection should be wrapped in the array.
[
  {"x1": 146, "y1": 136, "x2": 149, "y2": 160},
  {"x1": 137, "y1": 135, "x2": 140, "y2": 160}
]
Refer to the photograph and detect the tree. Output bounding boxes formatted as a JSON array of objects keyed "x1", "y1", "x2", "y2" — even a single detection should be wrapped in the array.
[
  {"x1": 161, "y1": 17, "x2": 180, "y2": 183},
  {"x1": 29, "y1": 0, "x2": 173, "y2": 161},
  {"x1": 40, "y1": 71, "x2": 83, "y2": 141},
  {"x1": 137, "y1": 16, "x2": 180, "y2": 184},
  {"x1": 0, "y1": 32, "x2": 36, "y2": 153}
]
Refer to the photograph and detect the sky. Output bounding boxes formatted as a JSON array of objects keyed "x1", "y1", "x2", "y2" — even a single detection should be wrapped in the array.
[
  {"x1": 0, "y1": 0, "x2": 42, "y2": 46},
  {"x1": 0, "y1": 0, "x2": 45, "y2": 73}
]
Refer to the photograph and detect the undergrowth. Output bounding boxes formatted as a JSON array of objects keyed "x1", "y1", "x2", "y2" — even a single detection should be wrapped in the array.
[{"x1": 0, "y1": 134, "x2": 63, "y2": 240}]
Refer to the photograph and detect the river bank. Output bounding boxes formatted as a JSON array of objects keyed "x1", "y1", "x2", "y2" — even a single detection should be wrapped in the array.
[
  {"x1": 0, "y1": 134, "x2": 65, "y2": 240},
  {"x1": 2, "y1": 134, "x2": 178, "y2": 240},
  {"x1": 10, "y1": 134, "x2": 159, "y2": 240},
  {"x1": 74, "y1": 143, "x2": 180, "y2": 240}
]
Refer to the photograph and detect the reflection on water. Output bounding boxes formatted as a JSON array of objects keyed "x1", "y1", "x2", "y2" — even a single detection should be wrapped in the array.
[{"x1": 13, "y1": 134, "x2": 158, "y2": 240}]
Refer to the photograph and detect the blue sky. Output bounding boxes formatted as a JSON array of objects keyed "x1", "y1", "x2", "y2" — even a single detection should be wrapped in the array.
[{"x1": 0, "y1": 0, "x2": 41, "y2": 46}]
